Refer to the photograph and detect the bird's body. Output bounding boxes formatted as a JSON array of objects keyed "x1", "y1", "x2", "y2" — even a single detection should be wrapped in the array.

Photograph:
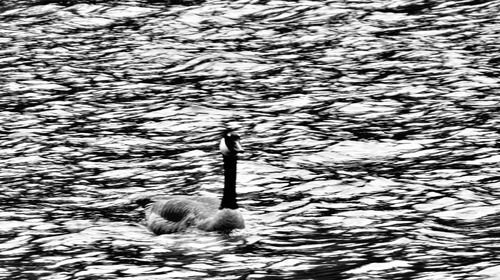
[
  {"x1": 144, "y1": 196, "x2": 244, "y2": 234},
  {"x1": 140, "y1": 132, "x2": 245, "y2": 234}
]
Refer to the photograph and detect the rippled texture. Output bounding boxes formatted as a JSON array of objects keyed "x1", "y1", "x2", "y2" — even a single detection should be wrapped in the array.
[{"x1": 1, "y1": 0, "x2": 500, "y2": 279}]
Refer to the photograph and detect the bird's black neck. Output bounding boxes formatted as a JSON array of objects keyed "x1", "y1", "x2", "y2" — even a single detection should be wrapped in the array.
[{"x1": 220, "y1": 155, "x2": 238, "y2": 209}]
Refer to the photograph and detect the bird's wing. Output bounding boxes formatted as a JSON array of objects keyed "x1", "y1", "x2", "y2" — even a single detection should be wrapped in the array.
[{"x1": 145, "y1": 196, "x2": 220, "y2": 234}]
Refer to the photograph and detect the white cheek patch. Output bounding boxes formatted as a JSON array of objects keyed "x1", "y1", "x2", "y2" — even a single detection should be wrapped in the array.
[{"x1": 220, "y1": 138, "x2": 231, "y2": 156}]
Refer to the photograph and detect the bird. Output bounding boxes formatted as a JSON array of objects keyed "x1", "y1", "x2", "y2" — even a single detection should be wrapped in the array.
[{"x1": 137, "y1": 131, "x2": 245, "y2": 234}]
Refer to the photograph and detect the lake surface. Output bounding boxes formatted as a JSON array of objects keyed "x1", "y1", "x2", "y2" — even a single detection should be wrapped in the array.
[{"x1": 1, "y1": 0, "x2": 499, "y2": 279}]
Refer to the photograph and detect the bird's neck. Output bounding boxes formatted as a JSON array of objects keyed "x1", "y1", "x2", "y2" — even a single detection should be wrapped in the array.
[{"x1": 220, "y1": 155, "x2": 238, "y2": 209}]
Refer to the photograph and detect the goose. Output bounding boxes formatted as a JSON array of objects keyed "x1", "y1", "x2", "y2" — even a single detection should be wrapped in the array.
[{"x1": 139, "y1": 131, "x2": 245, "y2": 234}]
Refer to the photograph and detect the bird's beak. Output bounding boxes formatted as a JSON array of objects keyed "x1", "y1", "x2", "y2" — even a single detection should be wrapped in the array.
[{"x1": 233, "y1": 140, "x2": 244, "y2": 153}]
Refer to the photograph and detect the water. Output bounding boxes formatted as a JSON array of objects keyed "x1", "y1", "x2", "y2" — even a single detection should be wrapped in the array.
[{"x1": 1, "y1": 0, "x2": 499, "y2": 279}]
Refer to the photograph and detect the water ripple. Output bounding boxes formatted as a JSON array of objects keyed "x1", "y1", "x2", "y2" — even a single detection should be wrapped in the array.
[{"x1": 1, "y1": 0, "x2": 500, "y2": 279}]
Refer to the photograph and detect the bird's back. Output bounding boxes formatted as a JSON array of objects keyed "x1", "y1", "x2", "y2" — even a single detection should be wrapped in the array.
[{"x1": 145, "y1": 196, "x2": 220, "y2": 234}]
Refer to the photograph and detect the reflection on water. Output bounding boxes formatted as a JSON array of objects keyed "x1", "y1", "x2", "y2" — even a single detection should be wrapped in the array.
[{"x1": 1, "y1": 0, "x2": 500, "y2": 279}]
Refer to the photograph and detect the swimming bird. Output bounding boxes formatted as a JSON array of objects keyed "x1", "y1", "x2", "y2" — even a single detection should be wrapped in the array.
[{"x1": 140, "y1": 131, "x2": 245, "y2": 234}]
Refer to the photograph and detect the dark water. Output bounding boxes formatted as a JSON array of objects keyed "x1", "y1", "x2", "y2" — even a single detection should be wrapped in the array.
[{"x1": 1, "y1": 0, "x2": 500, "y2": 279}]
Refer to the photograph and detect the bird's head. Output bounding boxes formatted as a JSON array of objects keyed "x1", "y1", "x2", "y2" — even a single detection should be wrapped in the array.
[{"x1": 220, "y1": 131, "x2": 244, "y2": 156}]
